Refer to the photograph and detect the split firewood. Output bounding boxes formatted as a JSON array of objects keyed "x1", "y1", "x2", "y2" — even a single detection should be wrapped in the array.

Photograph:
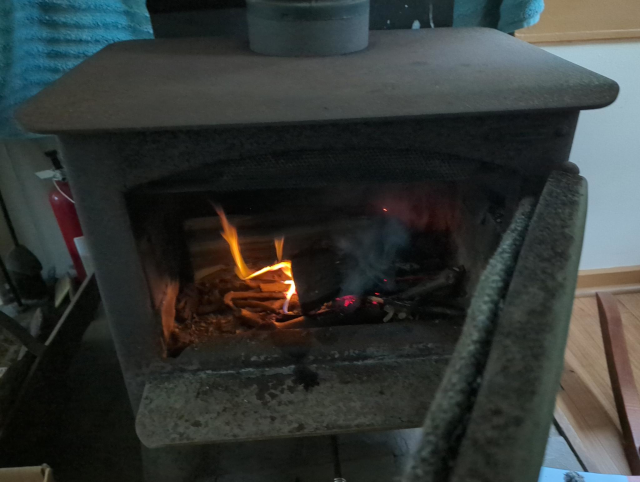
[
  {"x1": 237, "y1": 309, "x2": 276, "y2": 329},
  {"x1": 205, "y1": 277, "x2": 258, "y2": 293},
  {"x1": 232, "y1": 299, "x2": 280, "y2": 313},
  {"x1": 396, "y1": 267, "x2": 462, "y2": 301},
  {"x1": 194, "y1": 265, "x2": 227, "y2": 282},
  {"x1": 276, "y1": 317, "x2": 306, "y2": 329},
  {"x1": 223, "y1": 291, "x2": 285, "y2": 309},
  {"x1": 263, "y1": 299, "x2": 286, "y2": 310},
  {"x1": 242, "y1": 279, "x2": 262, "y2": 289},
  {"x1": 251, "y1": 271, "x2": 288, "y2": 282},
  {"x1": 276, "y1": 312, "x2": 303, "y2": 322},
  {"x1": 259, "y1": 281, "x2": 289, "y2": 292},
  {"x1": 286, "y1": 299, "x2": 301, "y2": 312},
  {"x1": 196, "y1": 302, "x2": 223, "y2": 314}
]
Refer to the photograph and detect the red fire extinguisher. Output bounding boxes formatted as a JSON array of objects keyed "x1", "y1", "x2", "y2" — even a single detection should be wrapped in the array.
[{"x1": 41, "y1": 150, "x2": 87, "y2": 282}]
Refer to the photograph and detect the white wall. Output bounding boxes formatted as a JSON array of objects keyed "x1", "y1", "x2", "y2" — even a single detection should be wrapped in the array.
[
  {"x1": 0, "y1": 139, "x2": 72, "y2": 277},
  {"x1": 542, "y1": 41, "x2": 640, "y2": 270}
]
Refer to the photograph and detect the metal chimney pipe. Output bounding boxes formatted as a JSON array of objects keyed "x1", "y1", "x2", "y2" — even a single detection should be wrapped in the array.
[{"x1": 246, "y1": 0, "x2": 370, "y2": 56}]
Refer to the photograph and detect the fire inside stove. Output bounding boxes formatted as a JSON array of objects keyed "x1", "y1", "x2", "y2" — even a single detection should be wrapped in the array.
[
  {"x1": 176, "y1": 199, "x2": 461, "y2": 337},
  {"x1": 214, "y1": 205, "x2": 297, "y2": 315},
  {"x1": 131, "y1": 180, "x2": 513, "y2": 357}
]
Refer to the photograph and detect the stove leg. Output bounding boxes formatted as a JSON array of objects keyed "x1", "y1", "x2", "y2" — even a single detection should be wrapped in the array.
[{"x1": 142, "y1": 445, "x2": 206, "y2": 482}]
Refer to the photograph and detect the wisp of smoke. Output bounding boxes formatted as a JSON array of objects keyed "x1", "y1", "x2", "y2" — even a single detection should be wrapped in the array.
[{"x1": 337, "y1": 217, "x2": 409, "y2": 299}]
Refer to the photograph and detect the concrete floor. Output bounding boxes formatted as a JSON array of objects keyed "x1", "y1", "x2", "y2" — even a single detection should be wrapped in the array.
[{"x1": 2, "y1": 308, "x2": 582, "y2": 481}]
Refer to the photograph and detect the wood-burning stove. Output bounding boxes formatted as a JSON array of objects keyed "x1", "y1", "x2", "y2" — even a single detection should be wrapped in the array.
[{"x1": 17, "y1": 28, "x2": 618, "y2": 482}]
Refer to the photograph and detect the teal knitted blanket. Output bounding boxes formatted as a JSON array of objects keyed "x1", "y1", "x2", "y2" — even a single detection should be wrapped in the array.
[
  {"x1": 454, "y1": 0, "x2": 544, "y2": 33},
  {"x1": 0, "y1": 0, "x2": 153, "y2": 138}
]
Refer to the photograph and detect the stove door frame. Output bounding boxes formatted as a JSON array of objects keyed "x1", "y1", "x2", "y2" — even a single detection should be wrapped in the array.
[{"x1": 403, "y1": 171, "x2": 587, "y2": 482}]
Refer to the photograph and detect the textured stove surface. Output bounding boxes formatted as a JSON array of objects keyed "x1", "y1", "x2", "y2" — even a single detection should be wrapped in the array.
[{"x1": 18, "y1": 28, "x2": 618, "y2": 134}]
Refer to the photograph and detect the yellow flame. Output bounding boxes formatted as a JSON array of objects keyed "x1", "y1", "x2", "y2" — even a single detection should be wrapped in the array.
[
  {"x1": 215, "y1": 206, "x2": 296, "y2": 312},
  {"x1": 245, "y1": 261, "x2": 292, "y2": 280},
  {"x1": 275, "y1": 236, "x2": 284, "y2": 262},
  {"x1": 283, "y1": 280, "x2": 296, "y2": 313},
  {"x1": 214, "y1": 205, "x2": 252, "y2": 279}
]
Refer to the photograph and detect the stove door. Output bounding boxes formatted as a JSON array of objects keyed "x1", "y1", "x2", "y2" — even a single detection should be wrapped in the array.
[{"x1": 404, "y1": 170, "x2": 587, "y2": 482}]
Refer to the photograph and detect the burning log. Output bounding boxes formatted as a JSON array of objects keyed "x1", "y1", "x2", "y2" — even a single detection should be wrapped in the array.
[
  {"x1": 396, "y1": 267, "x2": 463, "y2": 301},
  {"x1": 194, "y1": 264, "x2": 226, "y2": 282},
  {"x1": 276, "y1": 316, "x2": 306, "y2": 329},
  {"x1": 168, "y1": 199, "x2": 468, "y2": 353},
  {"x1": 276, "y1": 311, "x2": 303, "y2": 322},
  {"x1": 259, "y1": 281, "x2": 289, "y2": 292},
  {"x1": 237, "y1": 309, "x2": 276, "y2": 330},
  {"x1": 223, "y1": 291, "x2": 285, "y2": 309},
  {"x1": 233, "y1": 299, "x2": 280, "y2": 313},
  {"x1": 264, "y1": 299, "x2": 286, "y2": 310}
]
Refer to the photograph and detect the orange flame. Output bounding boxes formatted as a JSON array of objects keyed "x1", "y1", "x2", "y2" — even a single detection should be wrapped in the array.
[
  {"x1": 275, "y1": 236, "x2": 284, "y2": 262},
  {"x1": 245, "y1": 261, "x2": 292, "y2": 280},
  {"x1": 214, "y1": 205, "x2": 252, "y2": 279},
  {"x1": 215, "y1": 206, "x2": 296, "y2": 313}
]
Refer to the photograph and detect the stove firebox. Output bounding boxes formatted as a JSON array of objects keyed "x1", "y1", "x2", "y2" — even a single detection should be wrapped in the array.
[
  {"x1": 17, "y1": 28, "x2": 618, "y2": 482},
  {"x1": 129, "y1": 174, "x2": 517, "y2": 358}
]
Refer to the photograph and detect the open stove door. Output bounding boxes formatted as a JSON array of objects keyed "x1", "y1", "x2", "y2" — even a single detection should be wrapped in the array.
[{"x1": 404, "y1": 170, "x2": 587, "y2": 482}]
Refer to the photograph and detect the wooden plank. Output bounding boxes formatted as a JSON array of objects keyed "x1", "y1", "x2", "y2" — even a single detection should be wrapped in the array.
[
  {"x1": 557, "y1": 298, "x2": 627, "y2": 474},
  {"x1": 555, "y1": 294, "x2": 640, "y2": 475},
  {"x1": 557, "y1": 353, "x2": 629, "y2": 474},
  {"x1": 517, "y1": 0, "x2": 640, "y2": 44},
  {"x1": 554, "y1": 403, "x2": 598, "y2": 471},
  {"x1": 597, "y1": 293, "x2": 640, "y2": 474},
  {"x1": 617, "y1": 295, "x2": 640, "y2": 321}
]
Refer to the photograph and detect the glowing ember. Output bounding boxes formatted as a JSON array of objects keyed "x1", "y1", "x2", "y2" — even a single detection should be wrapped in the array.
[
  {"x1": 215, "y1": 206, "x2": 296, "y2": 313},
  {"x1": 383, "y1": 208, "x2": 388, "y2": 212},
  {"x1": 337, "y1": 295, "x2": 358, "y2": 308}
]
